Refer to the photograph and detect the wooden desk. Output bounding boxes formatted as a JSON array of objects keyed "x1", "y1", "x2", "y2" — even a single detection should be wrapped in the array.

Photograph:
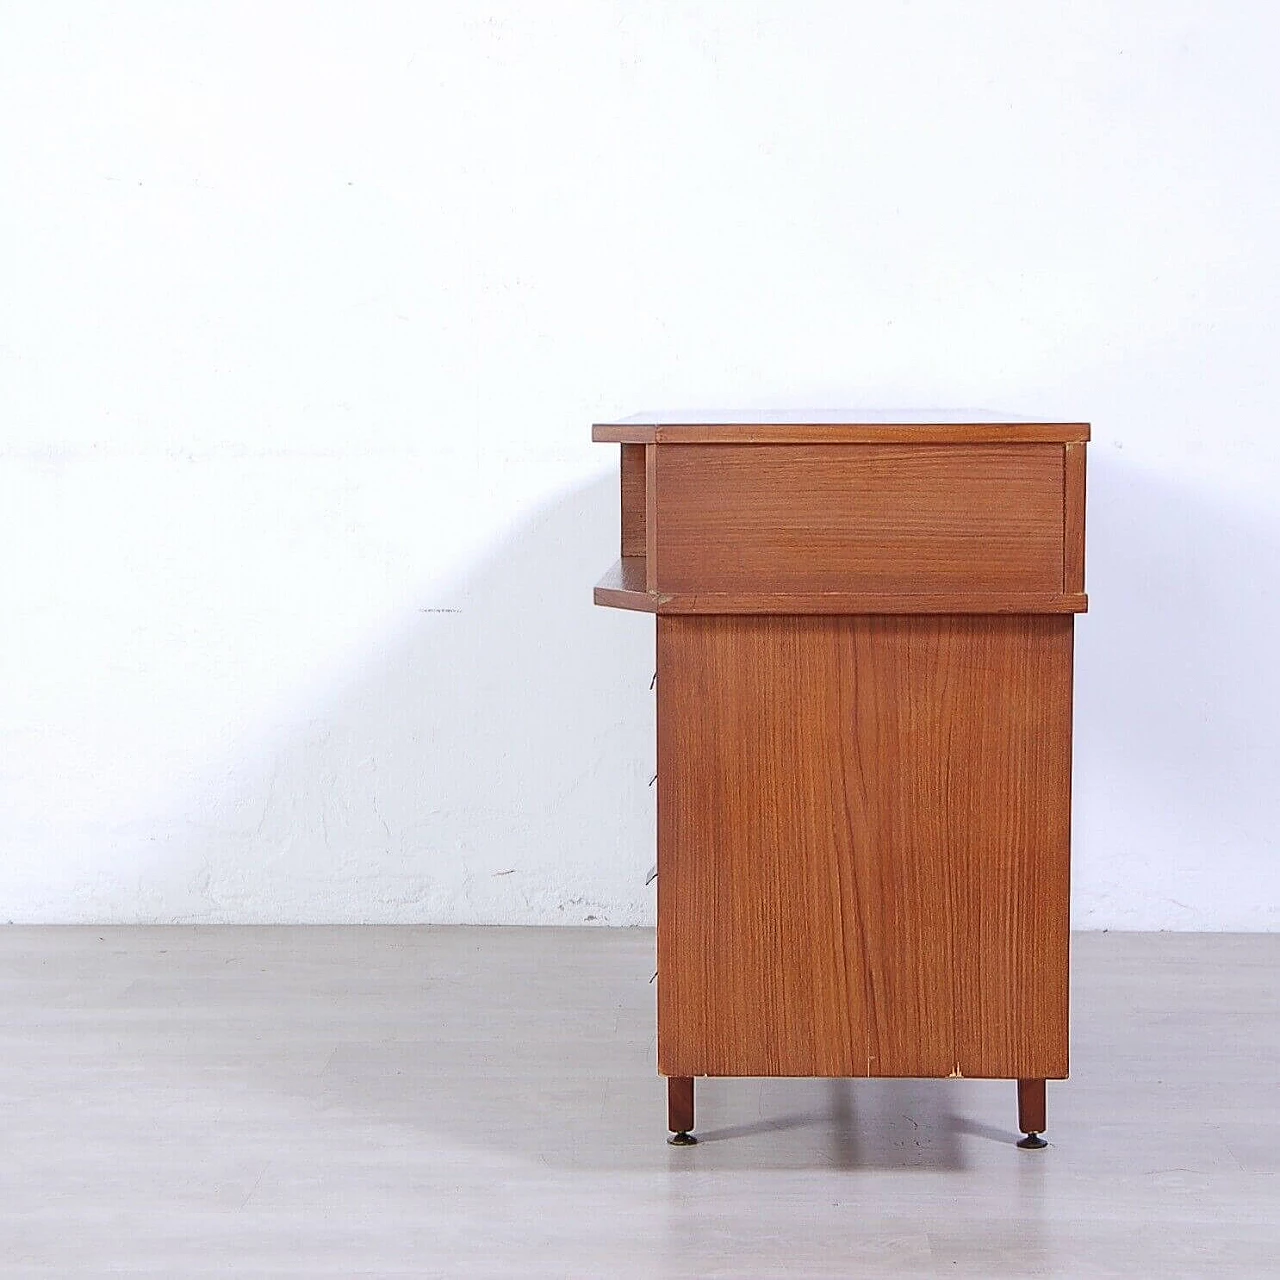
[{"x1": 593, "y1": 412, "x2": 1087, "y2": 1149}]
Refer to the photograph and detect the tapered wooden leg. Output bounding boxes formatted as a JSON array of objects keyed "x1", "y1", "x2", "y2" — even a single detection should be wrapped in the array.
[
  {"x1": 667, "y1": 1076, "x2": 696, "y2": 1145},
  {"x1": 1017, "y1": 1078, "x2": 1048, "y2": 1149}
]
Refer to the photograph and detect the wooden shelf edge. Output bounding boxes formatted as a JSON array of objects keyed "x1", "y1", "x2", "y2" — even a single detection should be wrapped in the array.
[
  {"x1": 595, "y1": 565, "x2": 1089, "y2": 615},
  {"x1": 594, "y1": 557, "x2": 654, "y2": 611},
  {"x1": 593, "y1": 424, "x2": 656, "y2": 443}
]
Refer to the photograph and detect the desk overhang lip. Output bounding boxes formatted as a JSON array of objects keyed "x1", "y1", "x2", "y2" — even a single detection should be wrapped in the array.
[
  {"x1": 592, "y1": 422, "x2": 1092, "y2": 445},
  {"x1": 594, "y1": 562, "x2": 1089, "y2": 616}
]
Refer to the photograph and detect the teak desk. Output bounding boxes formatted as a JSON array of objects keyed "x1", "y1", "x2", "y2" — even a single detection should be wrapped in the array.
[{"x1": 592, "y1": 412, "x2": 1087, "y2": 1149}]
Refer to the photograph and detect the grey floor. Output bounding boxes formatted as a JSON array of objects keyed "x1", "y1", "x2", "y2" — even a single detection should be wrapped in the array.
[{"x1": 0, "y1": 929, "x2": 1277, "y2": 1278}]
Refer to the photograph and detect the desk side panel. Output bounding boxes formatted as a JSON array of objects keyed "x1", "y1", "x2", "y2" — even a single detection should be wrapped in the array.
[
  {"x1": 619, "y1": 443, "x2": 647, "y2": 558},
  {"x1": 1064, "y1": 442, "x2": 1087, "y2": 595},
  {"x1": 656, "y1": 613, "x2": 1072, "y2": 1080}
]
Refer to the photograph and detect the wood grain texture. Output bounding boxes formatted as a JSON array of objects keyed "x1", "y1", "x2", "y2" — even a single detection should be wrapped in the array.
[
  {"x1": 619, "y1": 444, "x2": 647, "y2": 558},
  {"x1": 655, "y1": 613, "x2": 1073, "y2": 1080},
  {"x1": 1064, "y1": 442, "x2": 1087, "y2": 595},
  {"x1": 593, "y1": 422, "x2": 1091, "y2": 445},
  {"x1": 644, "y1": 444, "x2": 658, "y2": 593},
  {"x1": 654, "y1": 443, "x2": 1065, "y2": 596}
]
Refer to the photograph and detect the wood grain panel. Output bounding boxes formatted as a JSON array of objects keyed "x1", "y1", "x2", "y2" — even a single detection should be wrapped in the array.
[
  {"x1": 1064, "y1": 442, "x2": 1087, "y2": 594},
  {"x1": 655, "y1": 614, "x2": 1072, "y2": 1080},
  {"x1": 654, "y1": 444, "x2": 1065, "y2": 595},
  {"x1": 619, "y1": 444, "x2": 647, "y2": 558},
  {"x1": 644, "y1": 444, "x2": 658, "y2": 593},
  {"x1": 949, "y1": 616, "x2": 1074, "y2": 1079}
]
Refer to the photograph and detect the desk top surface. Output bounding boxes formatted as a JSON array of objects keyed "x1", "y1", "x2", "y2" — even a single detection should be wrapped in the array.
[
  {"x1": 602, "y1": 408, "x2": 1059, "y2": 425},
  {"x1": 593, "y1": 410, "x2": 1090, "y2": 445}
]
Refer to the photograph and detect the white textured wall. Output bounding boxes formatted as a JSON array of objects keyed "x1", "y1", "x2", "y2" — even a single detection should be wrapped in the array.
[{"x1": 2, "y1": 3, "x2": 1278, "y2": 928}]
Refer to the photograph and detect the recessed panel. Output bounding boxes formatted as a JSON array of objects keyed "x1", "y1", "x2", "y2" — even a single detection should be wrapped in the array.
[{"x1": 654, "y1": 443, "x2": 1065, "y2": 596}]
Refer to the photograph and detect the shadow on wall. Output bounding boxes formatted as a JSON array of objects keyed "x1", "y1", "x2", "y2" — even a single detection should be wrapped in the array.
[
  {"x1": 143, "y1": 473, "x2": 659, "y2": 924},
  {"x1": 134, "y1": 447, "x2": 1280, "y2": 929},
  {"x1": 1073, "y1": 448, "x2": 1280, "y2": 929}
]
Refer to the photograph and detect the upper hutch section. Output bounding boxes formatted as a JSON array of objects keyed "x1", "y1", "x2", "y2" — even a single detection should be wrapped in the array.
[{"x1": 593, "y1": 413, "x2": 1088, "y2": 616}]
